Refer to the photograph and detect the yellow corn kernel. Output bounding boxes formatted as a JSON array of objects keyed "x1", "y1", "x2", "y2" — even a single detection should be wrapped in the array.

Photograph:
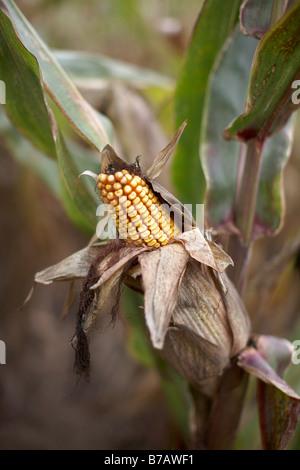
[
  {"x1": 137, "y1": 224, "x2": 148, "y2": 233},
  {"x1": 135, "y1": 202, "x2": 144, "y2": 212},
  {"x1": 151, "y1": 226, "x2": 160, "y2": 236},
  {"x1": 127, "y1": 206, "x2": 137, "y2": 216},
  {"x1": 97, "y1": 170, "x2": 177, "y2": 247},
  {"x1": 115, "y1": 189, "x2": 123, "y2": 198},
  {"x1": 130, "y1": 176, "x2": 139, "y2": 189},
  {"x1": 123, "y1": 185, "x2": 132, "y2": 195},
  {"x1": 139, "y1": 205, "x2": 148, "y2": 216},
  {"x1": 140, "y1": 230, "x2": 151, "y2": 239},
  {"x1": 131, "y1": 215, "x2": 141, "y2": 224},
  {"x1": 146, "y1": 239, "x2": 157, "y2": 247},
  {"x1": 128, "y1": 191, "x2": 137, "y2": 201},
  {"x1": 115, "y1": 171, "x2": 123, "y2": 181},
  {"x1": 119, "y1": 195, "x2": 128, "y2": 205},
  {"x1": 132, "y1": 196, "x2": 141, "y2": 205},
  {"x1": 99, "y1": 174, "x2": 107, "y2": 183}
]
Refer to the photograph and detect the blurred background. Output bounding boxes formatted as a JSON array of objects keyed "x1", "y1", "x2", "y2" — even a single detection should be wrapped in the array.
[{"x1": 0, "y1": 0, "x2": 300, "y2": 449}]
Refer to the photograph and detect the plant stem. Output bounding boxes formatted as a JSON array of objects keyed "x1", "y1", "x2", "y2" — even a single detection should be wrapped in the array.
[
  {"x1": 228, "y1": 140, "x2": 263, "y2": 295},
  {"x1": 235, "y1": 139, "x2": 264, "y2": 246},
  {"x1": 228, "y1": 3, "x2": 287, "y2": 296}
]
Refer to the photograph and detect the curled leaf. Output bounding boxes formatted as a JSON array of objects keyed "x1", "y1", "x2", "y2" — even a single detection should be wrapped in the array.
[
  {"x1": 100, "y1": 144, "x2": 126, "y2": 172},
  {"x1": 172, "y1": 260, "x2": 233, "y2": 358},
  {"x1": 224, "y1": 2, "x2": 300, "y2": 142},
  {"x1": 238, "y1": 347, "x2": 299, "y2": 398},
  {"x1": 240, "y1": 0, "x2": 273, "y2": 39},
  {"x1": 146, "y1": 121, "x2": 187, "y2": 180},
  {"x1": 79, "y1": 170, "x2": 98, "y2": 181},
  {"x1": 35, "y1": 244, "x2": 106, "y2": 285},
  {"x1": 176, "y1": 228, "x2": 233, "y2": 272},
  {"x1": 138, "y1": 244, "x2": 189, "y2": 349},
  {"x1": 254, "y1": 334, "x2": 294, "y2": 377},
  {"x1": 238, "y1": 346, "x2": 300, "y2": 450},
  {"x1": 161, "y1": 324, "x2": 228, "y2": 392}
]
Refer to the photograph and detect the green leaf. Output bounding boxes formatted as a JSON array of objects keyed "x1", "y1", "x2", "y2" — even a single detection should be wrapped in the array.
[
  {"x1": 53, "y1": 126, "x2": 99, "y2": 232},
  {"x1": 201, "y1": 28, "x2": 257, "y2": 231},
  {"x1": 0, "y1": 9, "x2": 56, "y2": 157},
  {"x1": 0, "y1": 0, "x2": 113, "y2": 150},
  {"x1": 60, "y1": 178, "x2": 95, "y2": 237},
  {"x1": 224, "y1": 0, "x2": 300, "y2": 142},
  {"x1": 53, "y1": 49, "x2": 174, "y2": 91},
  {"x1": 0, "y1": 107, "x2": 101, "y2": 235},
  {"x1": 202, "y1": 26, "x2": 295, "y2": 237},
  {"x1": 173, "y1": 0, "x2": 241, "y2": 206},
  {"x1": 254, "y1": 117, "x2": 295, "y2": 237},
  {"x1": 0, "y1": 107, "x2": 60, "y2": 197}
]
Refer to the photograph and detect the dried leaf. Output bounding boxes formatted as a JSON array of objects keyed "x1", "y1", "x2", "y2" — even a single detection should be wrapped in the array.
[
  {"x1": 138, "y1": 244, "x2": 189, "y2": 349},
  {"x1": 79, "y1": 170, "x2": 98, "y2": 181},
  {"x1": 161, "y1": 324, "x2": 228, "y2": 390},
  {"x1": 151, "y1": 180, "x2": 195, "y2": 232},
  {"x1": 146, "y1": 121, "x2": 187, "y2": 180},
  {"x1": 214, "y1": 273, "x2": 251, "y2": 356},
  {"x1": 255, "y1": 334, "x2": 294, "y2": 377},
  {"x1": 238, "y1": 346, "x2": 300, "y2": 449},
  {"x1": 83, "y1": 244, "x2": 148, "y2": 332},
  {"x1": 258, "y1": 380, "x2": 300, "y2": 450},
  {"x1": 83, "y1": 264, "x2": 124, "y2": 333},
  {"x1": 238, "y1": 347, "x2": 299, "y2": 399},
  {"x1": 100, "y1": 144, "x2": 126, "y2": 172},
  {"x1": 176, "y1": 229, "x2": 233, "y2": 272},
  {"x1": 172, "y1": 260, "x2": 233, "y2": 358},
  {"x1": 35, "y1": 244, "x2": 106, "y2": 285},
  {"x1": 91, "y1": 245, "x2": 148, "y2": 290}
]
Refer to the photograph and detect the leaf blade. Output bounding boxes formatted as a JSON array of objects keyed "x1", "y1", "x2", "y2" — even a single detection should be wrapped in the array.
[
  {"x1": 173, "y1": 0, "x2": 241, "y2": 205},
  {"x1": 0, "y1": 8, "x2": 56, "y2": 157},
  {"x1": 224, "y1": 1, "x2": 300, "y2": 142},
  {"x1": 1, "y1": 0, "x2": 113, "y2": 150}
]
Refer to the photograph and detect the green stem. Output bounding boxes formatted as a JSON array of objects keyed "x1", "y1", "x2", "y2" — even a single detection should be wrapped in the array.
[
  {"x1": 235, "y1": 139, "x2": 264, "y2": 246},
  {"x1": 227, "y1": 140, "x2": 263, "y2": 295},
  {"x1": 227, "y1": 236, "x2": 252, "y2": 296}
]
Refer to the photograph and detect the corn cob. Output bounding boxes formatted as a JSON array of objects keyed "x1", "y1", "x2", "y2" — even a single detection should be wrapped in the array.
[{"x1": 97, "y1": 169, "x2": 179, "y2": 247}]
